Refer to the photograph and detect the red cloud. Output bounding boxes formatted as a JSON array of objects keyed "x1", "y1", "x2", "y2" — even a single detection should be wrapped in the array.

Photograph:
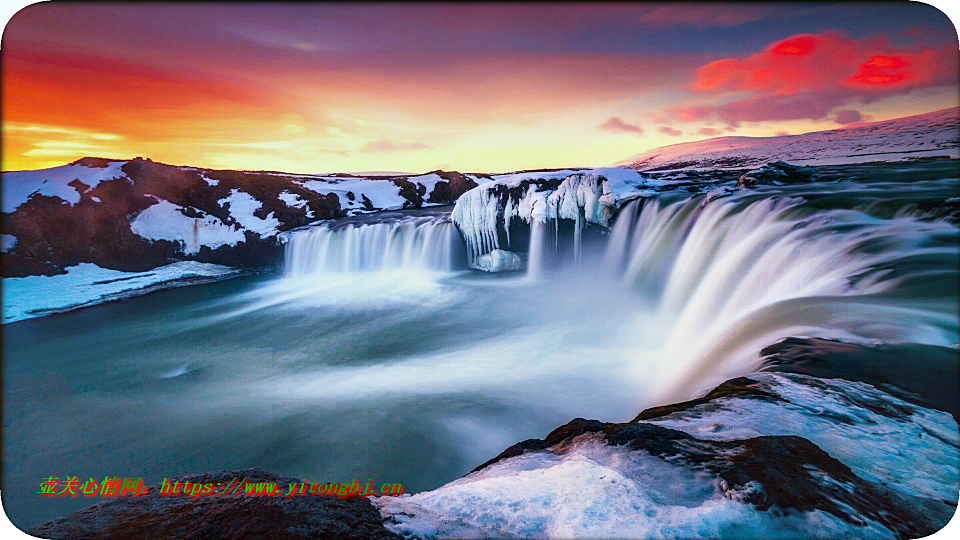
[
  {"x1": 698, "y1": 127, "x2": 722, "y2": 136},
  {"x1": 670, "y1": 105, "x2": 715, "y2": 122},
  {"x1": 658, "y1": 126, "x2": 683, "y2": 137},
  {"x1": 682, "y1": 31, "x2": 957, "y2": 124}
]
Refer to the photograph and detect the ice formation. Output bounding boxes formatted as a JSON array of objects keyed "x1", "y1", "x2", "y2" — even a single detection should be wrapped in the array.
[
  {"x1": 451, "y1": 167, "x2": 658, "y2": 266},
  {"x1": 474, "y1": 249, "x2": 522, "y2": 273}
]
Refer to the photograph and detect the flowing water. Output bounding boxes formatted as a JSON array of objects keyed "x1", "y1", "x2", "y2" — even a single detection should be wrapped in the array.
[{"x1": 3, "y1": 168, "x2": 958, "y2": 528}]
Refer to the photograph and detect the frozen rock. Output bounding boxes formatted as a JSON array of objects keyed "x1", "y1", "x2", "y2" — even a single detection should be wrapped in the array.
[
  {"x1": 474, "y1": 249, "x2": 522, "y2": 272},
  {"x1": 737, "y1": 161, "x2": 819, "y2": 187}
]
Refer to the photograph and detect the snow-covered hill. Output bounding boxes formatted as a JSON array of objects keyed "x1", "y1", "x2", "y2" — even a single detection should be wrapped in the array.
[
  {"x1": 617, "y1": 108, "x2": 960, "y2": 171},
  {"x1": 1, "y1": 157, "x2": 489, "y2": 278}
]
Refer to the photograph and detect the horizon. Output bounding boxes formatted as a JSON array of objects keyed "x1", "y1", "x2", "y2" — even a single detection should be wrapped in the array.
[{"x1": 2, "y1": 3, "x2": 958, "y2": 173}]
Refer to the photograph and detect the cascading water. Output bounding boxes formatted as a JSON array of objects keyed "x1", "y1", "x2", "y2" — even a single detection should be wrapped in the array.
[
  {"x1": 285, "y1": 213, "x2": 464, "y2": 275},
  {"x1": 597, "y1": 185, "x2": 958, "y2": 400}
]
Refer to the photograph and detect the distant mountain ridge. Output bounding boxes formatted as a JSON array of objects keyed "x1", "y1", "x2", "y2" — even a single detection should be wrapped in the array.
[{"x1": 616, "y1": 108, "x2": 960, "y2": 171}]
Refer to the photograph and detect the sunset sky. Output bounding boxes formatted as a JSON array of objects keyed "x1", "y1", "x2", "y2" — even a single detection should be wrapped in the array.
[{"x1": 2, "y1": 2, "x2": 958, "y2": 173}]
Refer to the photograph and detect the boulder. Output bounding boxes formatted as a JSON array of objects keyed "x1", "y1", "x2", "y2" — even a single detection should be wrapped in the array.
[{"x1": 737, "y1": 161, "x2": 819, "y2": 187}]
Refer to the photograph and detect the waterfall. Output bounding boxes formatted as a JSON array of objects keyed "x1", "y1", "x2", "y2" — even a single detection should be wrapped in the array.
[
  {"x1": 285, "y1": 214, "x2": 464, "y2": 275},
  {"x1": 599, "y1": 192, "x2": 958, "y2": 401}
]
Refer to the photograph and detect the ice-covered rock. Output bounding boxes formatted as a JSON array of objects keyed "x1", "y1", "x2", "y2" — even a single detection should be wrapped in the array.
[
  {"x1": 376, "y1": 371, "x2": 959, "y2": 539},
  {"x1": 474, "y1": 249, "x2": 522, "y2": 273},
  {"x1": 737, "y1": 161, "x2": 819, "y2": 187},
  {"x1": 451, "y1": 167, "x2": 658, "y2": 265}
]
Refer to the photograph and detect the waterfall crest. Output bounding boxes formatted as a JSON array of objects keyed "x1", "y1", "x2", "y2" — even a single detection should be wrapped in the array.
[{"x1": 285, "y1": 214, "x2": 464, "y2": 275}]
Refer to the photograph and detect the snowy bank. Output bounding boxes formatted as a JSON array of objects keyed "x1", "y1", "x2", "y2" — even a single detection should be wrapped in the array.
[{"x1": 2, "y1": 261, "x2": 242, "y2": 323}]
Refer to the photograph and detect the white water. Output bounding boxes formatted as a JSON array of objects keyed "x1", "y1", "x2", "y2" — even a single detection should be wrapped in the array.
[
  {"x1": 596, "y1": 193, "x2": 958, "y2": 399},
  {"x1": 285, "y1": 214, "x2": 462, "y2": 274},
  {"x1": 273, "y1": 187, "x2": 958, "y2": 405}
]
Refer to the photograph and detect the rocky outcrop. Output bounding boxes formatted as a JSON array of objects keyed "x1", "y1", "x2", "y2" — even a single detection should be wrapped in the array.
[
  {"x1": 737, "y1": 161, "x2": 819, "y2": 187},
  {"x1": 27, "y1": 469, "x2": 399, "y2": 540},
  {"x1": 380, "y1": 367, "x2": 959, "y2": 539}
]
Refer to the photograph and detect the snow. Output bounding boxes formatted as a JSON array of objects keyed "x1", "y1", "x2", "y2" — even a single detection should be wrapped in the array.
[
  {"x1": 1, "y1": 160, "x2": 128, "y2": 213},
  {"x1": 375, "y1": 437, "x2": 891, "y2": 539},
  {"x1": 200, "y1": 174, "x2": 219, "y2": 186},
  {"x1": 617, "y1": 107, "x2": 960, "y2": 171},
  {"x1": 2, "y1": 261, "x2": 240, "y2": 323},
  {"x1": 300, "y1": 177, "x2": 408, "y2": 213},
  {"x1": 277, "y1": 190, "x2": 314, "y2": 218},
  {"x1": 374, "y1": 371, "x2": 957, "y2": 539},
  {"x1": 648, "y1": 372, "x2": 960, "y2": 503},
  {"x1": 451, "y1": 167, "x2": 657, "y2": 264},
  {"x1": 278, "y1": 190, "x2": 307, "y2": 209},
  {"x1": 1, "y1": 234, "x2": 16, "y2": 252},
  {"x1": 130, "y1": 199, "x2": 246, "y2": 255},
  {"x1": 218, "y1": 189, "x2": 281, "y2": 237}
]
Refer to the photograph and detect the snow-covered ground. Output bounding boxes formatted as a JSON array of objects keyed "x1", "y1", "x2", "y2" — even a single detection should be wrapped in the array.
[
  {"x1": 617, "y1": 107, "x2": 960, "y2": 171},
  {"x1": 2, "y1": 262, "x2": 241, "y2": 323}
]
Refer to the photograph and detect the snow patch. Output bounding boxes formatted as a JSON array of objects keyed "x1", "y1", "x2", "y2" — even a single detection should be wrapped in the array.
[
  {"x1": 130, "y1": 199, "x2": 246, "y2": 254},
  {"x1": 1, "y1": 161, "x2": 128, "y2": 213},
  {"x1": 1, "y1": 234, "x2": 17, "y2": 252},
  {"x1": 218, "y1": 189, "x2": 281, "y2": 237},
  {"x1": 301, "y1": 177, "x2": 407, "y2": 213}
]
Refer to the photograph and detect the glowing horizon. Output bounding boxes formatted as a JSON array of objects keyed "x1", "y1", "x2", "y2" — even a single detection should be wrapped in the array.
[{"x1": 2, "y1": 3, "x2": 957, "y2": 173}]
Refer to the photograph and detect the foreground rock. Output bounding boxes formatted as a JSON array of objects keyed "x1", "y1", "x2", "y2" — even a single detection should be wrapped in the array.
[
  {"x1": 377, "y1": 369, "x2": 959, "y2": 538},
  {"x1": 28, "y1": 469, "x2": 399, "y2": 540}
]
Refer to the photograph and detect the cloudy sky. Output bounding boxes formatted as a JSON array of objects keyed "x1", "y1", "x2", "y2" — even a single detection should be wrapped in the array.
[{"x1": 2, "y1": 2, "x2": 957, "y2": 172}]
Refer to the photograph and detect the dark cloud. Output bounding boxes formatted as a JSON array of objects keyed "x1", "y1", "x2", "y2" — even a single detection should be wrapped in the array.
[{"x1": 832, "y1": 109, "x2": 863, "y2": 124}]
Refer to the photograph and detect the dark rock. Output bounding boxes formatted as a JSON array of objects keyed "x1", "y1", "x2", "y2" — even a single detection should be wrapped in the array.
[
  {"x1": 427, "y1": 171, "x2": 480, "y2": 205},
  {"x1": 27, "y1": 468, "x2": 399, "y2": 540},
  {"x1": 472, "y1": 414, "x2": 953, "y2": 538},
  {"x1": 632, "y1": 376, "x2": 782, "y2": 421},
  {"x1": 738, "y1": 161, "x2": 819, "y2": 187},
  {"x1": 924, "y1": 197, "x2": 960, "y2": 224}
]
